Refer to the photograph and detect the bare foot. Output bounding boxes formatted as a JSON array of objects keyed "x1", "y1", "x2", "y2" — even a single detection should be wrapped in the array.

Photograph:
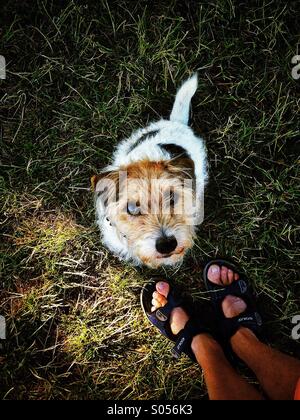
[
  {"x1": 151, "y1": 282, "x2": 219, "y2": 356},
  {"x1": 207, "y1": 264, "x2": 257, "y2": 341},
  {"x1": 207, "y1": 264, "x2": 247, "y2": 318},
  {"x1": 151, "y1": 282, "x2": 189, "y2": 336}
]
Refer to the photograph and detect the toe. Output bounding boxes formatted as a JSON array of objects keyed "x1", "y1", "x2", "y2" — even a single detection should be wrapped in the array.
[
  {"x1": 151, "y1": 297, "x2": 160, "y2": 308},
  {"x1": 221, "y1": 266, "x2": 229, "y2": 285},
  {"x1": 207, "y1": 264, "x2": 221, "y2": 285},
  {"x1": 156, "y1": 281, "x2": 170, "y2": 298},
  {"x1": 234, "y1": 273, "x2": 239, "y2": 281},
  {"x1": 152, "y1": 291, "x2": 167, "y2": 306},
  {"x1": 151, "y1": 297, "x2": 167, "y2": 309},
  {"x1": 227, "y1": 269, "x2": 234, "y2": 283},
  {"x1": 150, "y1": 285, "x2": 168, "y2": 311}
]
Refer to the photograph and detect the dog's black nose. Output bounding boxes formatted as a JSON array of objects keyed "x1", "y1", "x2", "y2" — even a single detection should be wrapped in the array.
[{"x1": 155, "y1": 235, "x2": 178, "y2": 255}]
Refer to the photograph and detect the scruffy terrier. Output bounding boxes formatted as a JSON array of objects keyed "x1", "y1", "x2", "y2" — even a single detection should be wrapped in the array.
[{"x1": 91, "y1": 74, "x2": 208, "y2": 268}]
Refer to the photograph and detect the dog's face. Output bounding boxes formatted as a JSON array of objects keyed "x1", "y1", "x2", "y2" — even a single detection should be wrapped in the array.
[{"x1": 92, "y1": 158, "x2": 198, "y2": 268}]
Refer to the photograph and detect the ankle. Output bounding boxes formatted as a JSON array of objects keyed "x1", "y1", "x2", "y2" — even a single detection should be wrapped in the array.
[
  {"x1": 191, "y1": 334, "x2": 222, "y2": 359},
  {"x1": 231, "y1": 327, "x2": 258, "y2": 346},
  {"x1": 230, "y1": 327, "x2": 260, "y2": 361}
]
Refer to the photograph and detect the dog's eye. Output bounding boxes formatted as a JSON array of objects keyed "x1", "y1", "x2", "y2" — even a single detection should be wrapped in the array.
[{"x1": 127, "y1": 201, "x2": 141, "y2": 216}]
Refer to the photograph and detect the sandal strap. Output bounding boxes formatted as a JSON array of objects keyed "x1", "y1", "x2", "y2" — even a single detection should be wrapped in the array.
[
  {"x1": 222, "y1": 310, "x2": 263, "y2": 340},
  {"x1": 154, "y1": 292, "x2": 183, "y2": 323},
  {"x1": 210, "y1": 279, "x2": 249, "y2": 301},
  {"x1": 171, "y1": 319, "x2": 210, "y2": 359},
  {"x1": 141, "y1": 282, "x2": 213, "y2": 362}
]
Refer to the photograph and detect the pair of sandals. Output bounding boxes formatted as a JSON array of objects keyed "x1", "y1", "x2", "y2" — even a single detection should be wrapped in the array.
[{"x1": 141, "y1": 259, "x2": 263, "y2": 363}]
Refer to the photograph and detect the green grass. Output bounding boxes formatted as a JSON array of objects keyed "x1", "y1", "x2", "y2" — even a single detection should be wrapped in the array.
[{"x1": 0, "y1": 0, "x2": 300, "y2": 400}]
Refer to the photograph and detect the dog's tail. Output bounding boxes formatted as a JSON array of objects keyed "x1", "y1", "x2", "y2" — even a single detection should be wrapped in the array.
[{"x1": 169, "y1": 73, "x2": 198, "y2": 125}]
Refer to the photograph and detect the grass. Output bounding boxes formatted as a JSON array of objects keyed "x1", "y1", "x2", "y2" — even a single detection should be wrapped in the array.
[{"x1": 0, "y1": 0, "x2": 299, "y2": 400}]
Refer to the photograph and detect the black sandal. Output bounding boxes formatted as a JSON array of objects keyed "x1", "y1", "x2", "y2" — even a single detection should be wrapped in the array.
[
  {"x1": 141, "y1": 281, "x2": 211, "y2": 362},
  {"x1": 203, "y1": 259, "x2": 263, "y2": 347}
]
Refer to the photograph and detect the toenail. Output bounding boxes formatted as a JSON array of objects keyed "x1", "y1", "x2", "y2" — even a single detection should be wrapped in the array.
[
  {"x1": 211, "y1": 266, "x2": 220, "y2": 274},
  {"x1": 157, "y1": 282, "x2": 166, "y2": 291}
]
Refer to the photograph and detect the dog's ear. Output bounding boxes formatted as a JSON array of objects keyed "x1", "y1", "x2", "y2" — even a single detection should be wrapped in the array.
[
  {"x1": 91, "y1": 174, "x2": 100, "y2": 191},
  {"x1": 91, "y1": 173, "x2": 107, "y2": 192},
  {"x1": 90, "y1": 171, "x2": 118, "y2": 191},
  {"x1": 168, "y1": 155, "x2": 195, "y2": 180},
  {"x1": 90, "y1": 170, "x2": 120, "y2": 207},
  {"x1": 160, "y1": 144, "x2": 195, "y2": 181}
]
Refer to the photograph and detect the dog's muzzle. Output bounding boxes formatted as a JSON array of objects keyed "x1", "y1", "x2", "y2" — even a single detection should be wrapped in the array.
[{"x1": 155, "y1": 235, "x2": 178, "y2": 255}]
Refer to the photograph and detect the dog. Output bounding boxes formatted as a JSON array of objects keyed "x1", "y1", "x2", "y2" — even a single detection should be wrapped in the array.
[{"x1": 91, "y1": 74, "x2": 208, "y2": 268}]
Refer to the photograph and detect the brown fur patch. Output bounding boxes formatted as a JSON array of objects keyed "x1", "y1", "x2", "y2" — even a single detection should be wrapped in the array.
[
  {"x1": 167, "y1": 156, "x2": 195, "y2": 181},
  {"x1": 91, "y1": 171, "x2": 120, "y2": 192},
  {"x1": 124, "y1": 160, "x2": 168, "y2": 180},
  {"x1": 94, "y1": 159, "x2": 197, "y2": 267}
]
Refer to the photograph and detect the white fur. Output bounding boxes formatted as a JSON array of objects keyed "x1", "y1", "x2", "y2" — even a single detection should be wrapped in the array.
[
  {"x1": 170, "y1": 73, "x2": 198, "y2": 124},
  {"x1": 95, "y1": 74, "x2": 208, "y2": 266}
]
